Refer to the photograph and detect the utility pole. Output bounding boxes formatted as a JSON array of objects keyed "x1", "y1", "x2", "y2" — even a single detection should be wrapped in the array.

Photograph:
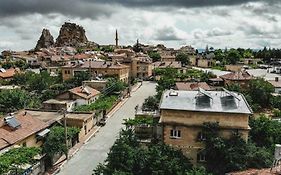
[{"x1": 63, "y1": 109, "x2": 68, "y2": 160}]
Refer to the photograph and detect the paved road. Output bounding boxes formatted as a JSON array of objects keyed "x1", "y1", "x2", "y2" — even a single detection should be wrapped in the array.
[{"x1": 57, "y1": 81, "x2": 156, "y2": 175}]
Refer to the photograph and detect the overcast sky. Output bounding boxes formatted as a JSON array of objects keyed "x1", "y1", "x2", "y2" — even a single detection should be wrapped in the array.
[{"x1": 0, "y1": 0, "x2": 280, "y2": 51}]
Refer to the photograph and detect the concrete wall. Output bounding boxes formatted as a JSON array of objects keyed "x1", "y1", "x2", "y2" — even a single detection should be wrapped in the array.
[
  {"x1": 225, "y1": 65, "x2": 243, "y2": 72},
  {"x1": 275, "y1": 87, "x2": 281, "y2": 94},
  {"x1": 190, "y1": 56, "x2": 197, "y2": 66},
  {"x1": 83, "y1": 80, "x2": 107, "y2": 91},
  {"x1": 66, "y1": 115, "x2": 95, "y2": 141},
  {"x1": 161, "y1": 110, "x2": 249, "y2": 129},
  {"x1": 62, "y1": 67, "x2": 74, "y2": 81},
  {"x1": 198, "y1": 59, "x2": 213, "y2": 68},
  {"x1": 15, "y1": 134, "x2": 43, "y2": 148}
]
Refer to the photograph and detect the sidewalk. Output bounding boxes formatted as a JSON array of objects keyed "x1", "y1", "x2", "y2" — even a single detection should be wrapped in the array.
[
  {"x1": 46, "y1": 83, "x2": 142, "y2": 175},
  {"x1": 45, "y1": 126, "x2": 100, "y2": 175}
]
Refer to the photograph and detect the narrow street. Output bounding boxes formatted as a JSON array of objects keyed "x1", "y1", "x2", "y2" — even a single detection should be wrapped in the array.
[{"x1": 57, "y1": 81, "x2": 156, "y2": 175}]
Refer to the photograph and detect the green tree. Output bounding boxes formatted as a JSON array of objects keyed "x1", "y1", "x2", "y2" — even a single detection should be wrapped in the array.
[
  {"x1": 214, "y1": 49, "x2": 225, "y2": 62},
  {"x1": 203, "y1": 122, "x2": 272, "y2": 174},
  {"x1": 226, "y1": 49, "x2": 241, "y2": 64},
  {"x1": 43, "y1": 126, "x2": 80, "y2": 164},
  {"x1": 148, "y1": 51, "x2": 161, "y2": 62},
  {"x1": 176, "y1": 52, "x2": 189, "y2": 65},
  {"x1": 0, "y1": 147, "x2": 41, "y2": 174},
  {"x1": 248, "y1": 78, "x2": 274, "y2": 108},
  {"x1": 142, "y1": 96, "x2": 159, "y2": 111},
  {"x1": 249, "y1": 115, "x2": 281, "y2": 149},
  {"x1": 243, "y1": 49, "x2": 253, "y2": 58},
  {"x1": 106, "y1": 78, "x2": 126, "y2": 93},
  {"x1": 64, "y1": 71, "x2": 91, "y2": 87},
  {"x1": 93, "y1": 129, "x2": 192, "y2": 175},
  {"x1": 271, "y1": 95, "x2": 281, "y2": 109},
  {"x1": 0, "y1": 89, "x2": 40, "y2": 113}
]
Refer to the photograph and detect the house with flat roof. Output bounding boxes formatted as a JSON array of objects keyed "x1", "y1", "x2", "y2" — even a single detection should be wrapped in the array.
[{"x1": 159, "y1": 88, "x2": 252, "y2": 165}]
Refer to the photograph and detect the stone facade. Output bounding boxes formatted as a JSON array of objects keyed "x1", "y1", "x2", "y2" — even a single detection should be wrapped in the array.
[{"x1": 161, "y1": 109, "x2": 250, "y2": 165}]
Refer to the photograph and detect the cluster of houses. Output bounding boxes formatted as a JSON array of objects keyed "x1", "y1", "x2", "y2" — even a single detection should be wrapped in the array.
[{"x1": 1, "y1": 38, "x2": 281, "y2": 174}]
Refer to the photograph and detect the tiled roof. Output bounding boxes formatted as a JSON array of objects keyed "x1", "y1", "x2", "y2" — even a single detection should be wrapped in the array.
[
  {"x1": 176, "y1": 82, "x2": 211, "y2": 91},
  {"x1": 74, "y1": 54, "x2": 91, "y2": 60},
  {"x1": 0, "y1": 68, "x2": 19, "y2": 79},
  {"x1": 69, "y1": 86, "x2": 100, "y2": 99},
  {"x1": 0, "y1": 111, "x2": 49, "y2": 150},
  {"x1": 220, "y1": 71, "x2": 253, "y2": 81},
  {"x1": 153, "y1": 61, "x2": 182, "y2": 69},
  {"x1": 81, "y1": 61, "x2": 129, "y2": 69}
]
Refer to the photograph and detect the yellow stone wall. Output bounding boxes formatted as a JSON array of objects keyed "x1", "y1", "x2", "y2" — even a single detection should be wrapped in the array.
[{"x1": 161, "y1": 109, "x2": 250, "y2": 165}]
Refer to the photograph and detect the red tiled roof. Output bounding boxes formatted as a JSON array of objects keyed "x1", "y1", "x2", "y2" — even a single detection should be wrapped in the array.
[
  {"x1": 0, "y1": 68, "x2": 19, "y2": 79},
  {"x1": 153, "y1": 61, "x2": 182, "y2": 69},
  {"x1": 81, "y1": 61, "x2": 129, "y2": 69},
  {"x1": 69, "y1": 86, "x2": 100, "y2": 99},
  {"x1": 220, "y1": 71, "x2": 253, "y2": 81},
  {"x1": 74, "y1": 54, "x2": 91, "y2": 60},
  {"x1": 176, "y1": 82, "x2": 211, "y2": 91},
  {"x1": 0, "y1": 111, "x2": 49, "y2": 150}
]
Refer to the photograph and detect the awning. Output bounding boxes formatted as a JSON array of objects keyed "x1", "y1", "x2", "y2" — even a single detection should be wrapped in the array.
[{"x1": 37, "y1": 129, "x2": 50, "y2": 137}]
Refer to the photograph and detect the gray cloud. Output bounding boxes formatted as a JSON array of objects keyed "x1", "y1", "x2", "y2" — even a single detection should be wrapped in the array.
[
  {"x1": 207, "y1": 28, "x2": 232, "y2": 37},
  {"x1": 0, "y1": 0, "x2": 278, "y2": 19},
  {"x1": 0, "y1": 0, "x2": 115, "y2": 19},
  {"x1": 154, "y1": 26, "x2": 183, "y2": 41},
  {"x1": 92, "y1": 0, "x2": 272, "y2": 8}
]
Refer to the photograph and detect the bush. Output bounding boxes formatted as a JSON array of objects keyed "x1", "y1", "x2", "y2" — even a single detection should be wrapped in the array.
[
  {"x1": 0, "y1": 147, "x2": 41, "y2": 174},
  {"x1": 74, "y1": 95, "x2": 118, "y2": 112}
]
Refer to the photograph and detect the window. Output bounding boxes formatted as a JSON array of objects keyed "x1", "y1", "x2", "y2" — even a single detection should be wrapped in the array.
[
  {"x1": 65, "y1": 70, "x2": 68, "y2": 74},
  {"x1": 170, "y1": 129, "x2": 181, "y2": 138},
  {"x1": 197, "y1": 132, "x2": 206, "y2": 141},
  {"x1": 22, "y1": 142, "x2": 27, "y2": 147},
  {"x1": 197, "y1": 151, "x2": 206, "y2": 162}
]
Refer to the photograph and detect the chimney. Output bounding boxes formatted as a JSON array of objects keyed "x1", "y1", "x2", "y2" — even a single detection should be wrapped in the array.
[{"x1": 275, "y1": 77, "x2": 279, "y2": 82}]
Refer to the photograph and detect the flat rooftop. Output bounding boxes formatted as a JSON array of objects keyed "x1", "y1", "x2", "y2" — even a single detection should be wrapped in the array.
[
  {"x1": 24, "y1": 110, "x2": 94, "y2": 124},
  {"x1": 160, "y1": 90, "x2": 253, "y2": 114}
]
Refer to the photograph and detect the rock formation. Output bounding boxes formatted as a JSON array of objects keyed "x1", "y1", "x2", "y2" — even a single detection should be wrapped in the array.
[
  {"x1": 35, "y1": 29, "x2": 54, "y2": 50},
  {"x1": 55, "y1": 22, "x2": 88, "y2": 47}
]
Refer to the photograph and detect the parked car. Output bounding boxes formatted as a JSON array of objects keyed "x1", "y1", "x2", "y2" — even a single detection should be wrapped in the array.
[{"x1": 98, "y1": 118, "x2": 106, "y2": 126}]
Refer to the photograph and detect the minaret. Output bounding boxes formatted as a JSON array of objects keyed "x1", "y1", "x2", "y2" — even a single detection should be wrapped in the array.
[{"x1": 115, "y1": 29, "x2": 119, "y2": 48}]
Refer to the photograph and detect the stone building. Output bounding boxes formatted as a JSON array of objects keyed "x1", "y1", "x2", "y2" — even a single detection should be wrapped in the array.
[
  {"x1": 159, "y1": 88, "x2": 252, "y2": 165},
  {"x1": 219, "y1": 71, "x2": 253, "y2": 88},
  {"x1": 61, "y1": 61, "x2": 130, "y2": 83}
]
